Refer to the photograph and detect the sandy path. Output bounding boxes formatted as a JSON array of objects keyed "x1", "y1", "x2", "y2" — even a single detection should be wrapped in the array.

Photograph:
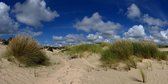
[{"x1": 37, "y1": 57, "x2": 86, "y2": 84}]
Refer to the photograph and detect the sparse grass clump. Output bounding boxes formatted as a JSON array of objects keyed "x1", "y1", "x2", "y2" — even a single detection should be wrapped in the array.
[
  {"x1": 6, "y1": 36, "x2": 49, "y2": 67},
  {"x1": 157, "y1": 51, "x2": 168, "y2": 60},
  {"x1": 67, "y1": 43, "x2": 102, "y2": 57},
  {"x1": 100, "y1": 49, "x2": 119, "y2": 67},
  {"x1": 139, "y1": 69, "x2": 146, "y2": 83},
  {"x1": 126, "y1": 56, "x2": 138, "y2": 69}
]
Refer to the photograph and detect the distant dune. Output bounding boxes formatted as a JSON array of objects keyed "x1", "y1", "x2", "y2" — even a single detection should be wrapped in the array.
[
  {"x1": 1, "y1": 44, "x2": 168, "y2": 84},
  {"x1": 159, "y1": 48, "x2": 168, "y2": 52}
]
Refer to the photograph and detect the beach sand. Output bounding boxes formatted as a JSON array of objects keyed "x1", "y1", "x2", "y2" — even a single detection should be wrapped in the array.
[{"x1": 1, "y1": 45, "x2": 168, "y2": 84}]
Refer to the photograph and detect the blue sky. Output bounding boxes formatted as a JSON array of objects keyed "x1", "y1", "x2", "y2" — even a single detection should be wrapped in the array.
[{"x1": 0, "y1": 0, "x2": 168, "y2": 46}]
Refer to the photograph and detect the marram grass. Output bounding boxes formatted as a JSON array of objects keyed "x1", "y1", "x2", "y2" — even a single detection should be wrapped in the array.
[
  {"x1": 139, "y1": 69, "x2": 146, "y2": 83},
  {"x1": 101, "y1": 40, "x2": 167, "y2": 67},
  {"x1": 6, "y1": 36, "x2": 49, "y2": 67},
  {"x1": 66, "y1": 43, "x2": 102, "y2": 57}
]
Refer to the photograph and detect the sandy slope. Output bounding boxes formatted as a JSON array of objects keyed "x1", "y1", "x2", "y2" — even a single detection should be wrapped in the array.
[
  {"x1": 0, "y1": 46, "x2": 64, "y2": 84},
  {"x1": 1, "y1": 45, "x2": 168, "y2": 84},
  {"x1": 37, "y1": 56, "x2": 85, "y2": 84},
  {"x1": 82, "y1": 60, "x2": 168, "y2": 84},
  {"x1": 159, "y1": 48, "x2": 168, "y2": 51}
]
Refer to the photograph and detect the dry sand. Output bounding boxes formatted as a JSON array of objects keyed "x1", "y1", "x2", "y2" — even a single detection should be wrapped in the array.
[
  {"x1": 159, "y1": 48, "x2": 168, "y2": 52},
  {"x1": 1, "y1": 45, "x2": 168, "y2": 84}
]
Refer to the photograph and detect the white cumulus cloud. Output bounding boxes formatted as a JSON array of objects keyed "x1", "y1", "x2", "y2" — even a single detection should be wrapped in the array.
[
  {"x1": 17, "y1": 28, "x2": 43, "y2": 37},
  {"x1": 13, "y1": 0, "x2": 59, "y2": 27},
  {"x1": 143, "y1": 14, "x2": 168, "y2": 27},
  {"x1": 52, "y1": 36, "x2": 63, "y2": 41},
  {"x1": 87, "y1": 34, "x2": 99, "y2": 40},
  {"x1": 74, "y1": 12, "x2": 121, "y2": 35},
  {"x1": 86, "y1": 33, "x2": 105, "y2": 43},
  {"x1": 65, "y1": 34, "x2": 84, "y2": 43},
  {"x1": 160, "y1": 29, "x2": 168, "y2": 40},
  {"x1": 52, "y1": 34, "x2": 85, "y2": 46},
  {"x1": 124, "y1": 25, "x2": 146, "y2": 37},
  {"x1": 127, "y1": 4, "x2": 141, "y2": 19},
  {"x1": 0, "y1": 2, "x2": 18, "y2": 34}
]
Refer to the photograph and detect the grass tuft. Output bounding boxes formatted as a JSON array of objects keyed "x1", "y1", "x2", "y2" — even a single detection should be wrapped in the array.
[
  {"x1": 6, "y1": 36, "x2": 49, "y2": 67},
  {"x1": 100, "y1": 49, "x2": 119, "y2": 67},
  {"x1": 110, "y1": 40, "x2": 134, "y2": 60},
  {"x1": 125, "y1": 56, "x2": 138, "y2": 69},
  {"x1": 139, "y1": 69, "x2": 146, "y2": 83},
  {"x1": 100, "y1": 40, "x2": 167, "y2": 67},
  {"x1": 132, "y1": 41, "x2": 158, "y2": 58}
]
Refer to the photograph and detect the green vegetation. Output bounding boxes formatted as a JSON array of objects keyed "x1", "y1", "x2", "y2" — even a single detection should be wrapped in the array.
[
  {"x1": 157, "y1": 51, "x2": 168, "y2": 60},
  {"x1": 96, "y1": 42, "x2": 112, "y2": 47},
  {"x1": 100, "y1": 49, "x2": 119, "y2": 67},
  {"x1": 101, "y1": 40, "x2": 167, "y2": 67},
  {"x1": 139, "y1": 69, "x2": 146, "y2": 83},
  {"x1": 125, "y1": 56, "x2": 138, "y2": 69},
  {"x1": 66, "y1": 43, "x2": 102, "y2": 57},
  {"x1": 132, "y1": 41, "x2": 158, "y2": 58},
  {"x1": 109, "y1": 40, "x2": 134, "y2": 60},
  {"x1": 6, "y1": 36, "x2": 49, "y2": 67}
]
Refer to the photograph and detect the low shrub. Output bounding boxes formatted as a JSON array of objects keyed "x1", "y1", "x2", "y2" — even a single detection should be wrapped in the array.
[{"x1": 7, "y1": 36, "x2": 49, "y2": 67}]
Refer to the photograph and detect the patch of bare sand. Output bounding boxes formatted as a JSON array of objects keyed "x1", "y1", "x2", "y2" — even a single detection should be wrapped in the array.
[
  {"x1": 82, "y1": 59, "x2": 168, "y2": 84},
  {"x1": 159, "y1": 48, "x2": 168, "y2": 51},
  {"x1": 36, "y1": 52, "x2": 101, "y2": 84}
]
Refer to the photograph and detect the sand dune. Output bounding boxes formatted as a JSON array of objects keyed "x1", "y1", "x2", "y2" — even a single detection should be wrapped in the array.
[
  {"x1": 159, "y1": 48, "x2": 168, "y2": 51},
  {"x1": 1, "y1": 45, "x2": 168, "y2": 84}
]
